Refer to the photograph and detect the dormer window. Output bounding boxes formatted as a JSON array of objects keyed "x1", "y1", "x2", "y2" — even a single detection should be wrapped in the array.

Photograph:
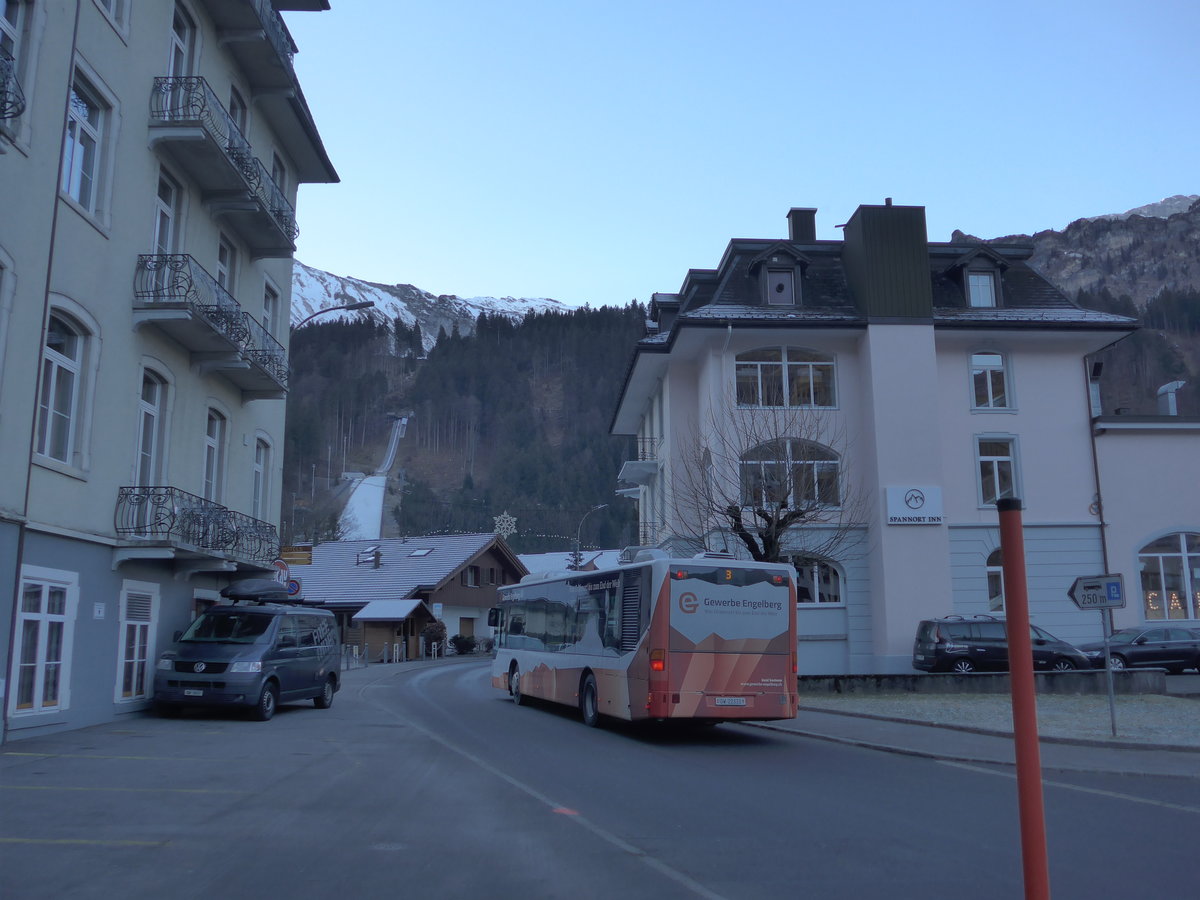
[
  {"x1": 766, "y1": 269, "x2": 795, "y2": 305},
  {"x1": 968, "y1": 271, "x2": 997, "y2": 308}
]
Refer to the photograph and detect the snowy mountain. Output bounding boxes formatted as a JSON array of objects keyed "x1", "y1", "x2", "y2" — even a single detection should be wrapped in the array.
[{"x1": 290, "y1": 260, "x2": 568, "y2": 350}]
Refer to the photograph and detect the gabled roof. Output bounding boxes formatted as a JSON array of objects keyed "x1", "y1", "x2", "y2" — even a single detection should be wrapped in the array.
[
  {"x1": 290, "y1": 534, "x2": 525, "y2": 607},
  {"x1": 940, "y1": 245, "x2": 1010, "y2": 274}
]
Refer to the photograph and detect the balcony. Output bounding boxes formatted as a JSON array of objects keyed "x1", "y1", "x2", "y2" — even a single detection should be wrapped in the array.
[
  {"x1": 134, "y1": 254, "x2": 288, "y2": 398},
  {"x1": 1, "y1": 46, "x2": 26, "y2": 119},
  {"x1": 149, "y1": 76, "x2": 298, "y2": 256},
  {"x1": 114, "y1": 485, "x2": 280, "y2": 570},
  {"x1": 196, "y1": 0, "x2": 296, "y2": 93},
  {"x1": 618, "y1": 437, "x2": 662, "y2": 485},
  {"x1": 638, "y1": 521, "x2": 665, "y2": 546}
]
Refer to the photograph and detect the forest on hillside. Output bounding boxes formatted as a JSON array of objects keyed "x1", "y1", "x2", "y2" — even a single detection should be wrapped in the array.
[{"x1": 282, "y1": 305, "x2": 647, "y2": 552}]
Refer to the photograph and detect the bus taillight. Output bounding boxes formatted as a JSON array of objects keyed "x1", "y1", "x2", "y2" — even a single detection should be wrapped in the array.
[{"x1": 650, "y1": 649, "x2": 666, "y2": 672}]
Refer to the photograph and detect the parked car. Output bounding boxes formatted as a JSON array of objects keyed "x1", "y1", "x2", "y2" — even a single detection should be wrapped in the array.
[
  {"x1": 153, "y1": 579, "x2": 341, "y2": 720},
  {"x1": 912, "y1": 615, "x2": 1089, "y2": 674},
  {"x1": 1077, "y1": 627, "x2": 1200, "y2": 674}
]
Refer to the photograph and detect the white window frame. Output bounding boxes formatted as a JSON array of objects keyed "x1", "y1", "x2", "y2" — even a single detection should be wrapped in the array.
[
  {"x1": 34, "y1": 297, "x2": 100, "y2": 477},
  {"x1": 168, "y1": 3, "x2": 196, "y2": 77},
  {"x1": 135, "y1": 367, "x2": 169, "y2": 485},
  {"x1": 735, "y1": 346, "x2": 837, "y2": 409},
  {"x1": 61, "y1": 75, "x2": 105, "y2": 213},
  {"x1": 262, "y1": 279, "x2": 280, "y2": 336},
  {"x1": 1138, "y1": 532, "x2": 1200, "y2": 621},
  {"x1": 92, "y1": 0, "x2": 128, "y2": 32},
  {"x1": 203, "y1": 407, "x2": 227, "y2": 501},
  {"x1": 216, "y1": 233, "x2": 238, "y2": 293},
  {"x1": 975, "y1": 434, "x2": 1019, "y2": 506},
  {"x1": 968, "y1": 271, "x2": 997, "y2": 308},
  {"x1": 1, "y1": 0, "x2": 45, "y2": 148},
  {"x1": 153, "y1": 167, "x2": 183, "y2": 255},
  {"x1": 253, "y1": 435, "x2": 272, "y2": 520},
  {"x1": 9, "y1": 566, "x2": 79, "y2": 717},
  {"x1": 228, "y1": 84, "x2": 248, "y2": 135},
  {"x1": 271, "y1": 151, "x2": 288, "y2": 198},
  {"x1": 788, "y1": 557, "x2": 844, "y2": 605},
  {"x1": 37, "y1": 312, "x2": 84, "y2": 465},
  {"x1": 986, "y1": 548, "x2": 1005, "y2": 611},
  {"x1": 740, "y1": 439, "x2": 841, "y2": 509},
  {"x1": 970, "y1": 350, "x2": 1013, "y2": 410},
  {"x1": 115, "y1": 580, "x2": 159, "y2": 703}
]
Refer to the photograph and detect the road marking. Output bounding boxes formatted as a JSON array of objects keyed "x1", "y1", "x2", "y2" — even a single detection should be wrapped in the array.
[
  {"x1": 4, "y1": 752, "x2": 211, "y2": 762},
  {"x1": 359, "y1": 668, "x2": 730, "y2": 900},
  {"x1": 2, "y1": 785, "x2": 245, "y2": 795},
  {"x1": 938, "y1": 761, "x2": 1200, "y2": 815},
  {"x1": 0, "y1": 838, "x2": 165, "y2": 847}
]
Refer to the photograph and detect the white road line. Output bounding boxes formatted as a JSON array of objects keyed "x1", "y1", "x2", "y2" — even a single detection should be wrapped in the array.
[{"x1": 938, "y1": 761, "x2": 1200, "y2": 815}]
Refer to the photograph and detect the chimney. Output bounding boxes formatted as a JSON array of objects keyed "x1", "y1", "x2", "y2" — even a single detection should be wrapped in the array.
[
  {"x1": 787, "y1": 208, "x2": 817, "y2": 242},
  {"x1": 373, "y1": 549, "x2": 382, "y2": 568},
  {"x1": 1157, "y1": 380, "x2": 1186, "y2": 416}
]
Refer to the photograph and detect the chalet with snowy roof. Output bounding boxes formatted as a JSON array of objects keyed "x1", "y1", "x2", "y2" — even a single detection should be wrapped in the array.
[
  {"x1": 291, "y1": 535, "x2": 525, "y2": 660},
  {"x1": 613, "y1": 202, "x2": 1199, "y2": 674}
]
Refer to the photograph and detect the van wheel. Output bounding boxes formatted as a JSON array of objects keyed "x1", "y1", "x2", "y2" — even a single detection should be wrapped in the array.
[
  {"x1": 254, "y1": 682, "x2": 278, "y2": 721},
  {"x1": 580, "y1": 673, "x2": 599, "y2": 727},
  {"x1": 950, "y1": 658, "x2": 977, "y2": 674},
  {"x1": 509, "y1": 666, "x2": 523, "y2": 705},
  {"x1": 314, "y1": 675, "x2": 336, "y2": 709}
]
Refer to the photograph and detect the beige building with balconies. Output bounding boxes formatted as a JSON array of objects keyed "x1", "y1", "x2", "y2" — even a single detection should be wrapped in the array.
[{"x1": 0, "y1": 0, "x2": 336, "y2": 740}]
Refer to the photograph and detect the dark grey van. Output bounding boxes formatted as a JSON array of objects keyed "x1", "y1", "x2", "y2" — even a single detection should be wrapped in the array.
[
  {"x1": 153, "y1": 579, "x2": 340, "y2": 720},
  {"x1": 912, "y1": 614, "x2": 1088, "y2": 674}
]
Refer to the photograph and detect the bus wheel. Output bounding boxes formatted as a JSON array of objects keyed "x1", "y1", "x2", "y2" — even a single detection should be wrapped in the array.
[
  {"x1": 580, "y1": 673, "x2": 599, "y2": 727},
  {"x1": 509, "y1": 666, "x2": 523, "y2": 705}
]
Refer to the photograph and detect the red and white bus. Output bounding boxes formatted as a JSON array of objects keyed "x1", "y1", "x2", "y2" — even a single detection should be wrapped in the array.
[{"x1": 489, "y1": 551, "x2": 798, "y2": 726}]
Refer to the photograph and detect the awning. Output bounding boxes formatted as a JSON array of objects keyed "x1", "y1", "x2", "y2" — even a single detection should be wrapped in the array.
[{"x1": 352, "y1": 599, "x2": 427, "y2": 622}]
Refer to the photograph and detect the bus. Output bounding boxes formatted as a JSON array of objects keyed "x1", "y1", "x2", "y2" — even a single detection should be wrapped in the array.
[{"x1": 489, "y1": 550, "x2": 798, "y2": 726}]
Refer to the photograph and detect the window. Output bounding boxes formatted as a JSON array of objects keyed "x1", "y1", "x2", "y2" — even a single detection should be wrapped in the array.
[
  {"x1": 789, "y1": 558, "x2": 843, "y2": 604},
  {"x1": 976, "y1": 436, "x2": 1017, "y2": 505},
  {"x1": 228, "y1": 85, "x2": 248, "y2": 135},
  {"x1": 203, "y1": 409, "x2": 226, "y2": 501},
  {"x1": 61, "y1": 75, "x2": 106, "y2": 213},
  {"x1": 986, "y1": 548, "x2": 1005, "y2": 611},
  {"x1": 168, "y1": 3, "x2": 195, "y2": 77},
  {"x1": 153, "y1": 169, "x2": 182, "y2": 255},
  {"x1": 262, "y1": 282, "x2": 279, "y2": 335},
  {"x1": 135, "y1": 369, "x2": 167, "y2": 485},
  {"x1": 970, "y1": 351, "x2": 1010, "y2": 409},
  {"x1": 116, "y1": 583, "x2": 158, "y2": 702},
  {"x1": 216, "y1": 233, "x2": 238, "y2": 292},
  {"x1": 93, "y1": 0, "x2": 126, "y2": 26},
  {"x1": 271, "y1": 151, "x2": 288, "y2": 196},
  {"x1": 968, "y1": 271, "x2": 997, "y2": 308},
  {"x1": 2, "y1": 1, "x2": 29, "y2": 122},
  {"x1": 252, "y1": 437, "x2": 271, "y2": 520},
  {"x1": 740, "y1": 439, "x2": 840, "y2": 509},
  {"x1": 1139, "y1": 533, "x2": 1200, "y2": 620},
  {"x1": 11, "y1": 568, "x2": 78, "y2": 715},
  {"x1": 461, "y1": 565, "x2": 480, "y2": 587},
  {"x1": 735, "y1": 347, "x2": 836, "y2": 408},
  {"x1": 37, "y1": 314, "x2": 85, "y2": 463},
  {"x1": 766, "y1": 269, "x2": 795, "y2": 305}
]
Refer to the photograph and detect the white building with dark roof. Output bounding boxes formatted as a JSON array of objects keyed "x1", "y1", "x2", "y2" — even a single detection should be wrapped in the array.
[{"x1": 612, "y1": 203, "x2": 1199, "y2": 674}]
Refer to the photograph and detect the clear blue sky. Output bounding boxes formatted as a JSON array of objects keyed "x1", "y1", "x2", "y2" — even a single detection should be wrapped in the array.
[{"x1": 285, "y1": 0, "x2": 1198, "y2": 308}]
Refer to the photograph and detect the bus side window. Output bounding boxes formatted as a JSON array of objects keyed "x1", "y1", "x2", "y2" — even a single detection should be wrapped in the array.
[{"x1": 602, "y1": 587, "x2": 621, "y2": 650}]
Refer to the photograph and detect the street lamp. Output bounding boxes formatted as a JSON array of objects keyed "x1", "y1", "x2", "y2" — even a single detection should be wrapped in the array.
[
  {"x1": 571, "y1": 504, "x2": 608, "y2": 570},
  {"x1": 292, "y1": 300, "x2": 375, "y2": 330}
]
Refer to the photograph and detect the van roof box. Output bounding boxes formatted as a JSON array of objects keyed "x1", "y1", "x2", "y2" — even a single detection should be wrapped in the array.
[{"x1": 220, "y1": 578, "x2": 289, "y2": 604}]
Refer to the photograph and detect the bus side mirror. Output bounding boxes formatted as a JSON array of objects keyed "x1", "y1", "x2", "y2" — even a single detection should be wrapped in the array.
[{"x1": 487, "y1": 608, "x2": 501, "y2": 628}]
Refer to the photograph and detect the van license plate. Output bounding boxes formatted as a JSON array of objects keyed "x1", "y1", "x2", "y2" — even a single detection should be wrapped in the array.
[
  {"x1": 184, "y1": 689, "x2": 203, "y2": 697},
  {"x1": 715, "y1": 697, "x2": 746, "y2": 707}
]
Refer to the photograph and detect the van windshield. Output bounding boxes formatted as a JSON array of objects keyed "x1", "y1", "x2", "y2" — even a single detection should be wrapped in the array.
[{"x1": 180, "y1": 611, "x2": 274, "y2": 643}]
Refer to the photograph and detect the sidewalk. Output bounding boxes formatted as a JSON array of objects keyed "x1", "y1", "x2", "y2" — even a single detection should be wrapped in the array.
[{"x1": 755, "y1": 698, "x2": 1200, "y2": 778}]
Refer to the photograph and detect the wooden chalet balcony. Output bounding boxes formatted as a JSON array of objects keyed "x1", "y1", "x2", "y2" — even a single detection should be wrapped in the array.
[
  {"x1": 618, "y1": 437, "x2": 662, "y2": 485},
  {"x1": 134, "y1": 254, "x2": 289, "y2": 398},
  {"x1": 114, "y1": 485, "x2": 280, "y2": 569},
  {"x1": 149, "y1": 76, "x2": 299, "y2": 256},
  {"x1": 1, "y1": 47, "x2": 26, "y2": 119},
  {"x1": 195, "y1": 0, "x2": 296, "y2": 93}
]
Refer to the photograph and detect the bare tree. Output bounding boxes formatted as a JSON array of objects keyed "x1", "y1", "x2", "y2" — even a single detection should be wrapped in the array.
[{"x1": 669, "y1": 399, "x2": 867, "y2": 565}]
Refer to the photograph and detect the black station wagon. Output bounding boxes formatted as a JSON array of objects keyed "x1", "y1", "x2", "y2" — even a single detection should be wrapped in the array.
[{"x1": 912, "y1": 615, "x2": 1089, "y2": 674}]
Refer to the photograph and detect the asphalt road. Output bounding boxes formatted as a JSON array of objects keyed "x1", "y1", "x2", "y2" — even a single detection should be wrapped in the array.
[{"x1": 2, "y1": 660, "x2": 1196, "y2": 899}]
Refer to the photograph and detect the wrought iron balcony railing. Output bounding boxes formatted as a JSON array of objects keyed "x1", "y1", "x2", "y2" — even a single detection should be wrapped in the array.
[
  {"x1": 251, "y1": 0, "x2": 295, "y2": 73},
  {"x1": 1, "y1": 46, "x2": 26, "y2": 120},
  {"x1": 115, "y1": 486, "x2": 280, "y2": 566},
  {"x1": 633, "y1": 437, "x2": 662, "y2": 461},
  {"x1": 134, "y1": 254, "x2": 250, "y2": 346},
  {"x1": 240, "y1": 311, "x2": 290, "y2": 389},
  {"x1": 150, "y1": 76, "x2": 257, "y2": 180},
  {"x1": 639, "y1": 521, "x2": 665, "y2": 546},
  {"x1": 248, "y1": 156, "x2": 299, "y2": 242}
]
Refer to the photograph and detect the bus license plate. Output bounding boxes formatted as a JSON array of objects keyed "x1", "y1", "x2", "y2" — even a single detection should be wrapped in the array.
[
  {"x1": 184, "y1": 689, "x2": 203, "y2": 697},
  {"x1": 714, "y1": 697, "x2": 746, "y2": 707}
]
